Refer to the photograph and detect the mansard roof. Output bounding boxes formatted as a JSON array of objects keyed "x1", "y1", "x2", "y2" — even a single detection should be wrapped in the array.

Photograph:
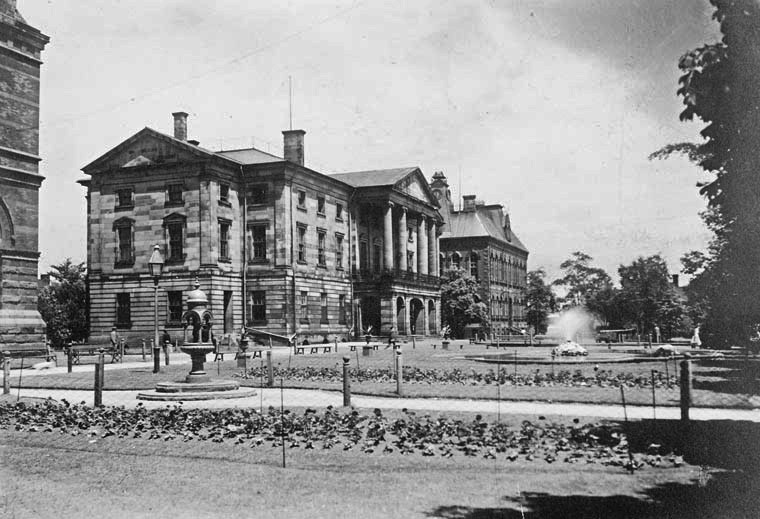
[{"x1": 442, "y1": 209, "x2": 528, "y2": 254}]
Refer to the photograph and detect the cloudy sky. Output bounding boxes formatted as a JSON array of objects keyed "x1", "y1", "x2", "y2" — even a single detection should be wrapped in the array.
[{"x1": 24, "y1": 0, "x2": 719, "y2": 281}]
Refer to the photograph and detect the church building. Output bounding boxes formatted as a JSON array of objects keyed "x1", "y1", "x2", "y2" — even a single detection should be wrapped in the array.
[{"x1": 0, "y1": 1, "x2": 49, "y2": 351}]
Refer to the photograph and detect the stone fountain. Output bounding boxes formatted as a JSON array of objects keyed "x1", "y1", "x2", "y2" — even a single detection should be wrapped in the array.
[{"x1": 137, "y1": 280, "x2": 256, "y2": 401}]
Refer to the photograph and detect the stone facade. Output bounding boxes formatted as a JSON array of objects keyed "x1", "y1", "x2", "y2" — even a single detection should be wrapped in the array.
[
  {"x1": 0, "y1": 1, "x2": 49, "y2": 350},
  {"x1": 431, "y1": 172, "x2": 529, "y2": 335},
  {"x1": 80, "y1": 115, "x2": 392, "y2": 343}
]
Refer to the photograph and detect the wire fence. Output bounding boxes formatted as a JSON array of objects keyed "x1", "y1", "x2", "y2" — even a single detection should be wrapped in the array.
[{"x1": 2, "y1": 337, "x2": 758, "y2": 414}]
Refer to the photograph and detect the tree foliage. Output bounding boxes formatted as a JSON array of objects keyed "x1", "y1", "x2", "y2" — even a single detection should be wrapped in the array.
[
  {"x1": 526, "y1": 269, "x2": 555, "y2": 334},
  {"x1": 617, "y1": 255, "x2": 688, "y2": 340},
  {"x1": 656, "y1": 0, "x2": 760, "y2": 346},
  {"x1": 552, "y1": 252, "x2": 613, "y2": 308},
  {"x1": 38, "y1": 259, "x2": 88, "y2": 348},
  {"x1": 440, "y1": 268, "x2": 489, "y2": 339}
]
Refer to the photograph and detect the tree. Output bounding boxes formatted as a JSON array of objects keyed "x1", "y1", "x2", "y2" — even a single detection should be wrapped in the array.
[
  {"x1": 617, "y1": 255, "x2": 687, "y2": 340},
  {"x1": 651, "y1": 0, "x2": 760, "y2": 346},
  {"x1": 552, "y1": 252, "x2": 613, "y2": 308},
  {"x1": 526, "y1": 269, "x2": 555, "y2": 334},
  {"x1": 440, "y1": 268, "x2": 489, "y2": 339},
  {"x1": 38, "y1": 259, "x2": 88, "y2": 348}
]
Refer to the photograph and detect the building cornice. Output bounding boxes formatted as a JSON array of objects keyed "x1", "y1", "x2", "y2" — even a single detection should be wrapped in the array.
[{"x1": 0, "y1": 165, "x2": 44, "y2": 187}]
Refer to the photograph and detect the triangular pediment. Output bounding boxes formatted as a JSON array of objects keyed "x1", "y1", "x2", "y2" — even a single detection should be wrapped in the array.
[
  {"x1": 81, "y1": 127, "x2": 218, "y2": 174},
  {"x1": 393, "y1": 168, "x2": 439, "y2": 207}
]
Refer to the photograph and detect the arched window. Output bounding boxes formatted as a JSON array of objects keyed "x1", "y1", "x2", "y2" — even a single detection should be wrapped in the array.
[
  {"x1": 470, "y1": 252, "x2": 479, "y2": 280},
  {"x1": 452, "y1": 252, "x2": 461, "y2": 270}
]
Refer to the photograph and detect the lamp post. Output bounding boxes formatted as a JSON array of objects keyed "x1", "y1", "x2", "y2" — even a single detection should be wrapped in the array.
[{"x1": 148, "y1": 244, "x2": 164, "y2": 369}]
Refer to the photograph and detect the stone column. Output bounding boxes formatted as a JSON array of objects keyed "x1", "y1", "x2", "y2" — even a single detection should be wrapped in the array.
[
  {"x1": 398, "y1": 207, "x2": 408, "y2": 272},
  {"x1": 418, "y1": 215, "x2": 428, "y2": 275},
  {"x1": 383, "y1": 202, "x2": 394, "y2": 270},
  {"x1": 428, "y1": 223, "x2": 439, "y2": 276}
]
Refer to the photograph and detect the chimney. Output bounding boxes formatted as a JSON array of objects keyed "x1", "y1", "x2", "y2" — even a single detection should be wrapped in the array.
[
  {"x1": 172, "y1": 111, "x2": 188, "y2": 141},
  {"x1": 282, "y1": 129, "x2": 305, "y2": 166},
  {"x1": 672, "y1": 274, "x2": 679, "y2": 287},
  {"x1": 462, "y1": 194, "x2": 477, "y2": 212}
]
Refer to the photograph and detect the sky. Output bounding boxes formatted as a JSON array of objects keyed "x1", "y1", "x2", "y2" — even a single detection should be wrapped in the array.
[{"x1": 22, "y1": 0, "x2": 720, "y2": 283}]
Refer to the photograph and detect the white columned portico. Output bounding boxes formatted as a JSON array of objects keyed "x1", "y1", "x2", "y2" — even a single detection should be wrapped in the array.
[
  {"x1": 383, "y1": 202, "x2": 394, "y2": 270},
  {"x1": 398, "y1": 207, "x2": 408, "y2": 271},
  {"x1": 418, "y1": 215, "x2": 428, "y2": 275}
]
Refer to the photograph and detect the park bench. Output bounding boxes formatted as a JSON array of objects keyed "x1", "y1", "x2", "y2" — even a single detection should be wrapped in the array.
[
  {"x1": 0, "y1": 341, "x2": 58, "y2": 366},
  {"x1": 66, "y1": 337, "x2": 123, "y2": 365},
  {"x1": 213, "y1": 334, "x2": 241, "y2": 362},
  {"x1": 294, "y1": 343, "x2": 333, "y2": 355}
]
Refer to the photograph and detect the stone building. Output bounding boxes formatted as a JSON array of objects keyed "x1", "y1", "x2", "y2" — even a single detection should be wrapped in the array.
[
  {"x1": 80, "y1": 113, "x2": 442, "y2": 343},
  {"x1": 430, "y1": 172, "x2": 529, "y2": 335},
  {"x1": 331, "y1": 168, "x2": 443, "y2": 336},
  {"x1": 0, "y1": 1, "x2": 49, "y2": 350}
]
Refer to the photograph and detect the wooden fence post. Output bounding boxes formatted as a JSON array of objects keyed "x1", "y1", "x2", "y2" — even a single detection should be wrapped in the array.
[
  {"x1": 94, "y1": 351, "x2": 105, "y2": 407},
  {"x1": 266, "y1": 349, "x2": 274, "y2": 387},
  {"x1": 2, "y1": 352, "x2": 10, "y2": 395},
  {"x1": 396, "y1": 348, "x2": 403, "y2": 396},
  {"x1": 342, "y1": 356, "x2": 351, "y2": 407},
  {"x1": 680, "y1": 359, "x2": 692, "y2": 423}
]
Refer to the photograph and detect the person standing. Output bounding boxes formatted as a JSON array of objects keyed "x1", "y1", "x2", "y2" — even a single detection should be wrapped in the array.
[
  {"x1": 691, "y1": 325, "x2": 702, "y2": 349},
  {"x1": 109, "y1": 326, "x2": 119, "y2": 349},
  {"x1": 161, "y1": 329, "x2": 172, "y2": 365},
  {"x1": 654, "y1": 325, "x2": 661, "y2": 344}
]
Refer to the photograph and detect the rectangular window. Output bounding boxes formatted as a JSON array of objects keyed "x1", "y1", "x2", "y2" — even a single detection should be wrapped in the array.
[
  {"x1": 248, "y1": 184, "x2": 267, "y2": 205},
  {"x1": 219, "y1": 183, "x2": 230, "y2": 204},
  {"x1": 300, "y1": 291, "x2": 309, "y2": 323},
  {"x1": 335, "y1": 203, "x2": 344, "y2": 221},
  {"x1": 297, "y1": 189, "x2": 306, "y2": 209},
  {"x1": 317, "y1": 231, "x2": 326, "y2": 266},
  {"x1": 360, "y1": 241, "x2": 369, "y2": 272},
  {"x1": 297, "y1": 225, "x2": 307, "y2": 262},
  {"x1": 116, "y1": 224, "x2": 133, "y2": 264},
  {"x1": 317, "y1": 196, "x2": 325, "y2": 215},
  {"x1": 167, "y1": 222, "x2": 183, "y2": 261},
  {"x1": 339, "y1": 294, "x2": 347, "y2": 324},
  {"x1": 116, "y1": 293, "x2": 131, "y2": 328},
  {"x1": 116, "y1": 188, "x2": 133, "y2": 209},
  {"x1": 167, "y1": 184, "x2": 183, "y2": 205},
  {"x1": 407, "y1": 251, "x2": 414, "y2": 272},
  {"x1": 335, "y1": 234, "x2": 344, "y2": 269},
  {"x1": 408, "y1": 227, "x2": 414, "y2": 242},
  {"x1": 320, "y1": 293, "x2": 328, "y2": 323},
  {"x1": 251, "y1": 225, "x2": 267, "y2": 260},
  {"x1": 373, "y1": 243, "x2": 382, "y2": 272},
  {"x1": 219, "y1": 220, "x2": 230, "y2": 260},
  {"x1": 167, "y1": 291, "x2": 183, "y2": 324},
  {"x1": 250, "y1": 290, "x2": 266, "y2": 324}
]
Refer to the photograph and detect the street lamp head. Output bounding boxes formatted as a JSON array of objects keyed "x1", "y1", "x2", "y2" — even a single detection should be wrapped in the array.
[{"x1": 148, "y1": 244, "x2": 164, "y2": 278}]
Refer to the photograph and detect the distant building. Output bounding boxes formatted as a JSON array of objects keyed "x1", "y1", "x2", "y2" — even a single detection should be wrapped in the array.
[
  {"x1": 430, "y1": 172, "x2": 529, "y2": 335},
  {"x1": 0, "y1": 1, "x2": 49, "y2": 349},
  {"x1": 79, "y1": 113, "x2": 443, "y2": 343}
]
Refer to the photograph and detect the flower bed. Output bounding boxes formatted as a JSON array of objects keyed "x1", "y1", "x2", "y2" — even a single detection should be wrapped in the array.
[{"x1": 0, "y1": 400, "x2": 682, "y2": 469}]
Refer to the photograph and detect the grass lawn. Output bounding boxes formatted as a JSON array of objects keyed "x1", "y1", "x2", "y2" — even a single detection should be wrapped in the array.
[
  {"x1": 3, "y1": 427, "x2": 753, "y2": 519},
  {"x1": 10, "y1": 342, "x2": 757, "y2": 408}
]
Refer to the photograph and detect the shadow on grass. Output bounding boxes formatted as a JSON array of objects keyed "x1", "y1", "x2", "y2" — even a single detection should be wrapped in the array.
[{"x1": 426, "y1": 471, "x2": 759, "y2": 518}]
